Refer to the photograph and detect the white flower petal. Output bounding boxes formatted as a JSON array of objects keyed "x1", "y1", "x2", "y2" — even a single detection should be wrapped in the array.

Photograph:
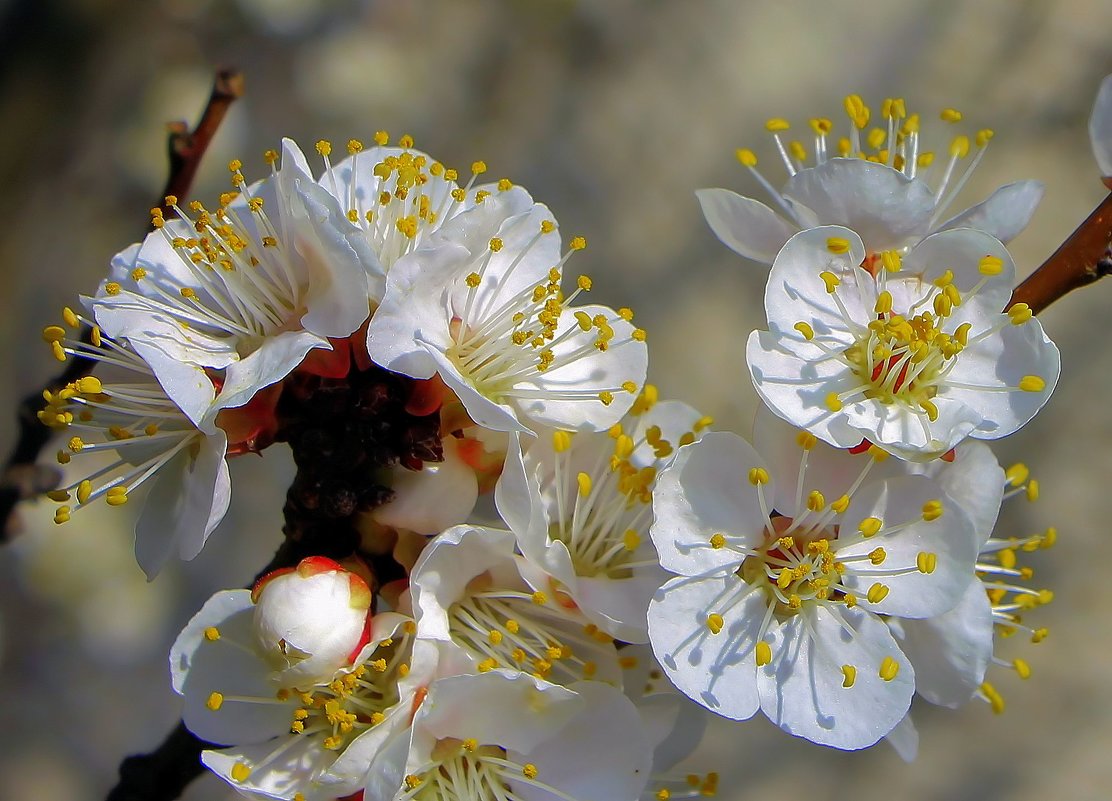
[
  {"x1": 838, "y1": 476, "x2": 978, "y2": 619},
  {"x1": 841, "y1": 395, "x2": 983, "y2": 460},
  {"x1": 893, "y1": 579, "x2": 993, "y2": 707},
  {"x1": 1090, "y1": 74, "x2": 1112, "y2": 177},
  {"x1": 372, "y1": 437, "x2": 479, "y2": 535},
  {"x1": 781, "y1": 159, "x2": 935, "y2": 252},
  {"x1": 695, "y1": 188, "x2": 798, "y2": 264},
  {"x1": 650, "y1": 431, "x2": 771, "y2": 576},
  {"x1": 648, "y1": 575, "x2": 765, "y2": 721},
  {"x1": 915, "y1": 441, "x2": 1004, "y2": 546},
  {"x1": 935, "y1": 181, "x2": 1044, "y2": 244},
  {"x1": 885, "y1": 714, "x2": 919, "y2": 762},
  {"x1": 419, "y1": 338, "x2": 530, "y2": 432},
  {"x1": 202, "y1": 739, "x2": 337, "y2": 801},
  {"x1": 134, "y1": 429, "x2": 230, "y2": 579},
  {"x1": 214, "y1": 329, "x2": 330, "y2": 412},
  {"x1": 759, "y1": 606, "x2": 913, "y2": 749}
]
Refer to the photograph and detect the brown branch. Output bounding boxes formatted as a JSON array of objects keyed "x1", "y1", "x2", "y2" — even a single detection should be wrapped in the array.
[
  {"x1": 1010, "y1": 190, "x2": 1112, "y2": 314},
  {"x1": 0, "y1": 69, "x2": 243, "y2": 543}
]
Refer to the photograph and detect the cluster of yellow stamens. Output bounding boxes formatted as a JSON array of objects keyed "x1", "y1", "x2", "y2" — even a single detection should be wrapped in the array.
[
  {"x1": 976, "y1": 461, "x2": 1055, "y2": 715},
  {"x1": 735, "y1": 94, "x2": 995, "y2": 215},
  {"x1": 545, "y1": 387, "x2": 711, "y2": 578},
  {"x1": 400, "y1": 739, "x2": 550, "y2": 801},
  {"x1": 805, "y1": 242, "x2": 1047, "y2": 419},
  {"x1": 208, "y1": 621, "x2": 415, "y2": 786},
  {"x1": 38, "y1": 312, "x2": 202, "y2": 523},
  {"x1": 447, "y1": 583, "x2": 617, "y2": 685},
  {"x1": 445, "y1": 223, "x2": 643, "y2": 408}
]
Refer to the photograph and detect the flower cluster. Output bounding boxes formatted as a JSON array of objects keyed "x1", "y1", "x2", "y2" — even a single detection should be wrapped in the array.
[{"x1": 37, "y1": 88, "x2": 1070, "y2": 801}]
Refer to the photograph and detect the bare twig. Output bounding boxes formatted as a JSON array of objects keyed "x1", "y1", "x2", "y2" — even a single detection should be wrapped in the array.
[
  {"x1": 0, "y1": 69, "x2": 243, "y2": 542},
  {"x1": 1010, "y1": 190, "x2": 1112, "y2": 314}
]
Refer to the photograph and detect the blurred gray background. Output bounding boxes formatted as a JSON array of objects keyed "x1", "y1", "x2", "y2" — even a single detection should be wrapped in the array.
[{"x1": 2, "y1": 0, "x2": 1111, "y2": 799}]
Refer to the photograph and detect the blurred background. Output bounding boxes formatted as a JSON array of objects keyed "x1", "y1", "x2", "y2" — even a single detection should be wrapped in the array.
[{"x1": 1, "y1": 0, "x2": 1111, "y2": 798}]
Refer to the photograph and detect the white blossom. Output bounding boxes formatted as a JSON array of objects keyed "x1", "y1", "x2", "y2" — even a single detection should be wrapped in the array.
[
  {"x1": 699, "y1": 94, "x2": 1043, "y2": 264},
  {"x1": 1089, "y1": 74, "x2": 1112, "y2": 178},
  {"x1": 647, "y1": 421, "x2": 980, "y2": 748},
  {"x1": 747, "y1": 225, "x2": 1060, "y2": 460}
]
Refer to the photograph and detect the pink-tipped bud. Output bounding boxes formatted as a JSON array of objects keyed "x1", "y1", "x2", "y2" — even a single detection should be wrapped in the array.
[{"x1": 251, "y1": 556, "x2": 372, "y2": 684}]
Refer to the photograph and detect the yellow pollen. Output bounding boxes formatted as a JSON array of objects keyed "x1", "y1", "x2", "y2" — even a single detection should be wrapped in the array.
[
  {"x1": 621, "y1": 380, "x2": 638, "y2": 394},
  {"x1": 62, "y1": 307, "x2": 80, "y2": 327},
  {"x1": 623, "y1": 529, "x2": 641, "y2": 551},
  {"x1": 497, "y1": 178, "x2": 513, "y2": 190},
  {"x1": 598, "y1": 391, "x2": 615, "y2": 406},
  {"x1": 506, "y1": 620, "x2": 520, "y2": 634},
  {"x1": 825, "y1": 393, "x2": 843, "y2": 412},
  {"x1": 950, "y1": 135, "x2": 970, "y2": 158},
  {"x1": 709, "y1": 533, "x2": 727, "y2": 549},
  {"x1": 1019, "y1": 375, "x2": 1046, "y2": 392},
  {"x1": 577, "y1": 275, "x2": 593, "y2": 291},
  {"x1": 531, "y1": 591, "x2": 547, "y2": 605},
  {"x1": 489, "y1": 630, "x2": 503, "y2": 645},
  {"x1": 465, "y1": 272, "x2": 481, "y2": 288},
  {"x1": 489, "y1": 237, "x2": 504, "y2": 252},
  {"x1": 916, "y1": 552, "x2": 938, "y2": 574},
  {"x1": 789, "y1": 140, "x2": 807, "y2": 162},
  {"x1": 477, "y1": 658, "x2": 497, "y2": 673},
  {"x1": 867, "y1": 583, "x2": 889, "y2": 604},
  {"x1": 180, "y1": 287, "x2": 197, "y2": 299},
  {"x1": 796, "y1": 431, "x2": 817, "y2": 450},
  {"x1": 868, "y1": 547, "x2": 887, "y2": 565},
  {"x1": 922, "y1": 499, "x2": 944, "y2": 521},
  {"x1": 826, "y1": 237, "x2": 850, "y2": 255},
  {"x1": 105, "y1": 282, "x2": 121, "y2": 296},
  {"x1": 570, "y1": 236, "x2": 587, "y2": 251},
  {"x1": 1008, "y1": 303, "x2": 1033, "y2": 325},
  {"x1": 1026, "y1": 479, "x2": 1040, "y2": 502},
  {"x1": 819, "y1": 271, "x2": 841, "y2": 294},
  {"x1": 315, "y1": 140, "x2": 332, "y2": 157},
  {"x1": 806, "y1": 490, "x2": 825, "y2": 512},
  {"x1": 204, "y1": 626, "x2": 221, "y2": 641},
  {"x1": 735, "y1": 148, "x2": 758, "y2": 167},
  {"x1": 794, "y1": 321, "x2": 815, "y2": 340},
  {"x1": 836, "y1": 663, "x2": 854, "y2": 689},
  {"x1": 830, "y1": 494, "x2": 850, "y2": 514},
  {"x1": 523, "y1": 764, "x2": 539, "y2": 780},
  {"x1": 755, "y1": 641, "x2": 772, "y2": 666},
  {"x1": 747, "y1": 467, "x2": 770, "y2": 486},
  {"x1": 765, "y1": 118, "x2": 790, "y2": 132},
  {"x1": 398, "y1": 134, "x2": 415, "y2": 148},
  {"x1": 576, "y1": 472, "x2": 593, "y2": 498},
  {"x1": 940, "y1": 108, "x2": 963, "y2": 123},
  {"x1": 53, "y1": 506, "x2": 71, "y2": 524},
  {"x1": 552, "y1": 430, "x2": 573, "y2": 452},
  {"x1": 976, "y1": 129, "x2": 995, "y2": 147},
  {"x1": 206, "y1": 692, "x2": 224, "y2": 711},
  {"x1": 981, "y1": 681, "x2": 1005, "y2": 714},
  {"x1": 471, "y1": 160, "x2": 487, "y2": 175},
  {"x1": 706, "y1": 613, "x2": 724, "y2": 635},
  {"x1": 978, "y1": 255, "x2": 1004, "y2": 276},
  {"x1": 231, "y1": 762, "x2": 251, "y2": 782},
  {"x1": 879, "y1": 656, "x2": 900, "y2": 681},
  {"x1": 880, "y1": 250, "x2": 902, "y2": 273},
  {"x1": 874, "y1": 291, "x2": 893, "y2": 315},
  {"x1": 42, "y1": 325, "x2": 67, "y2": 342},
  {"x1": 76, "y1": 480, "x2": 92, "y2": 505}
]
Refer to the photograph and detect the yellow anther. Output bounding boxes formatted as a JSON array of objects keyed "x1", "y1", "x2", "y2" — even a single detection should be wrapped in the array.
[
  {"x1": 747, "y1": 467, "x2": 770, "y2": 486},
  {"x1": 940, "y1": 107, "x2": 963, "y2": 123},
  {"x1": 1007, "y1": 302, "x2": 1033, "y2": 325},
  {"x1": 920, "y1": 399, "x2": 939, "y2": 422},
  {"x1": 1014, "y1": 658, "x2": 1031, "y2": 679},
  {"x1": 345, "y1": 138, "x2": 364, "y2": 154},
  {"x1": 523, "y1": 764, "x2": 539, "y2": 780},
  {"x1": 68, "y1": 436, "x2": 85, "y2": 453},
  {"x1": 231, "y1": 762, "x2": 251, "y2": 782},
  {"x1": 488, "y1": 629, "x2": 504, "y2": 646},
  {"x1": 916, "y1": 551, "x2": 938, "y2": 574},
  {"x1": 819, "y1": 271, "x2": 841, "y2": 293},
  {"x1": 497, "y1": 178, "x2": 513, "y2": 191},
  {"x1": 866, "y1": 127, "x2": 887, "y2": 150},
  {"x1": 531, "y1": 591, "x2": 547, "y2": 605},
  {"x1": 206, "y1": 691, "x2": 224, "y2": 711},
  {"x1": 810, "y1": 117, "x2": 833, "y2": 135},
  {"x1": 398, "y1": 134, "x2": 415, "y2": 148},
  {"x1": 765, "y1": 118, "x2": 790, "y2": 132},
  {"x1": 577, "y1": 472, "x2": 592, "y2": 497},
  {"x1": 919, "y1": 498, "x2": 944, "y2": 521},
  {"x1": 1031, "y1": 627, "x2": 1049, "y2": 643},
  {"x1": 706, "y1": 613, "x2": 724, "y2": 635},
  {"x1": 53, "y1": 506, "x2": 71, "y2": 524},
  {"x1": 314, "y1": 140, "x2": 332, "y2": 157},
  {"x1": 874, "y1": 290, "x2": 893, "y2": 315},
  {"x1": 806, "y1": 490, "x2": 826, "y2": 512},
  {"x1": 867, "y1": 583, "x2": 889, "y2": 604},
  {"x1": 706, "y1": 533, "x2": 728, "y2": 551},
  {"x1": 552, "y1": 430, "x2": 573, "y2": 452},
  {"x1": 46, "y1": 490, "x2": 70, "y2": 502},
  {"x1": 489, "y1": 237, "x2": 504, "y2": 253},
  {"x1": 976, "y1": 128, "x2": 995, "y2": 147},
  {"x1": 104, "y1": 282, "x2": 121, "y2": 296},
  {"x1": 180, "y1": 287, "x2": 197, "y2": 300},
  {"x1": 76, "y1": 479, "x2": 92, "y2": 505},
  {"x1": 372, "y1": 131, "x2": 389, "y2": 146},
  {"x1": 795, "y1": 431, "x2": 817, "y2": 450},
  {"x1": 1026, "y1": 479, "x2": 1040, "y2": 502},
  {"x1": 477, "y1": 658, "x2": 498, "y2": 673},
  {"x1": 981, "y1": 681, "x2": 1005, "y2": 714},
  {"x1": 623, "y1": 529, "x2": 641, "y2": 551},
  {"x1": 62, "y1": 306, "x2": 80, "y2": 327},
  {"x1": 735, "y1": 148, "x2": 758, "y2": 168},
  {"x1": 868, "y1": 547, "x2": 887, "y2": 566},
  {"x1": 42, "y1": 325, "x2": 67, "y2": 343},
  {"x1": 1019, "y1": 375, "x2": 1046, "y2": 393},
  {"x1": 632, "y1": 328, "x2": 647, "y2": 342},
  {"x1": 570, "y1": 236, "x2": 587, "y2": 251},
  {"x1": 843, "y1": 94, "x2": 870, "y2": 129},
  {"x1": 1005, "y1": 463, "x2": 1029, "y2": 486},
  {"x1": 465, "y1": 272, "x2": 481, "y2": 288},
  {"x1": 789, "y1": 140, "x2": 807, "y2": 162},
  {"x1": 203, "y1": 626, "x2": 221, "y2": 641},
  {"x1": 950, "y1": 135, "x2": 970, "y2": 158},
  {"x1": 829, "y1": 494, "x2": 850, "y2": 514},
  {"x1": 837, "y1": 664, "x2": 857, "y2": 688},
  {"x1": 879, "y1": 656, "x2": 900, "y2": 681},
  {"x1": 978, "y1": 254, "x2": 1004, "y2": 276},
  {"x1": 825, "y1": 393, "x2": 843, "y2": 412},
  {"x1": 825, "y1": 237, "x2": 850, "y2": 255},
  {"x1": 794, "y1": 321, "x2": 815, "y2": 340},
  {"x1": 621, "y1": 380, "x2": 638, "y2": 394},
  {"x1": 471, "y1": 160, "x2": 487, "y2": 175},
  {"x1": 577, "y1": 275, "x2": 593, "y2": 291},
  {"x1": 776, "y1": 568, "x2": 793, "y2": 590},
  {"x1": 755, "y1": 641, "x2": 772, "y2": 666},
  {"x1": 75, "y1": 376, "x2": 103, "y2": 394},
  {"x1": 106, "y1": 490, "x2": 129, "y2": 506},
  {"x1": 880, "y1": 250, "x2": 902, "y2": 273}
]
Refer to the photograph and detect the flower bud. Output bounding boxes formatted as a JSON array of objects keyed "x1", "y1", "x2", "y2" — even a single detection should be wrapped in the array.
[{"x1": 250, "y1": 556, "x2": 372, "y2": 684}]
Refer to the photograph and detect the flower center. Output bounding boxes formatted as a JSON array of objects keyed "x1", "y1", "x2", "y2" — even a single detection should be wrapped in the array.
[
  {"x1": 403, "y1": 740, "x2": 557, "y2": 801},
  {"x1": 739, "y1": 517, "x2": 847, "y2": 618}
]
